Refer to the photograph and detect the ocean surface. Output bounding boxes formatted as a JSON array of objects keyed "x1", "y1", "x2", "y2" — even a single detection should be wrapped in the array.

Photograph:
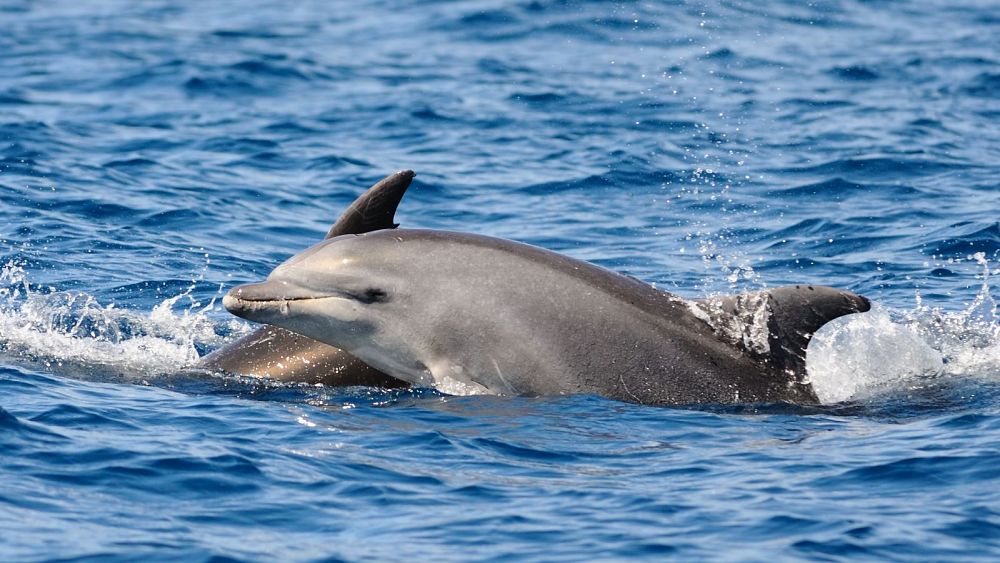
[{"x1": 1, "y1": 0, "x2": 998, "y2": 560}]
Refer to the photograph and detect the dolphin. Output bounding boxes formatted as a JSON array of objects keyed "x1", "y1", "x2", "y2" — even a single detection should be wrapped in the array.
[
  {"x1": 221, "y1": 228, "x2": 870, "y2": 405},
  {"x1": 199, "y1": 171, "x2": 412, "y2": 388}
]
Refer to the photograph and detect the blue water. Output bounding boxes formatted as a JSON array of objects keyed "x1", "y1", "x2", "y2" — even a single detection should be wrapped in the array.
[{"x1": 1, "y1": 0, "x2": 999, "y2": 560}]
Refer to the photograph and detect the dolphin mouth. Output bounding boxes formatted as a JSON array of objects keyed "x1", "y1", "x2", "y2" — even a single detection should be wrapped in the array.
[
  {"x1": 222, "y1": 280, "x2": 350, "y2": 320},
  {"x1": 225, "y1": 280, "x2": 331, "y2": 303}
]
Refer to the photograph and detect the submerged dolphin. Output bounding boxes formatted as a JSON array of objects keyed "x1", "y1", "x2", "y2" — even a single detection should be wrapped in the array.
[
  {"x1": 222, "y1": 228, "x2": 870, "y2": 405},
  {"x1": 199, "y1": 171, "x2": 412, "y2": 388}
]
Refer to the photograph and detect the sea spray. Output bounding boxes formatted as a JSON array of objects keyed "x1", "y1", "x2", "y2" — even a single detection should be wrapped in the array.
[
  {"x1": 0, "y1": 260, "x2": 247, "y2": 378},
  {"x1": 808, "y1": 253, "x2": 1000, "y2": 404}
]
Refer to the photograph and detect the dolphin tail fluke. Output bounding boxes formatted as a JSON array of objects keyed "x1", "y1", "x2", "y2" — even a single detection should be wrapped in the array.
[
  {"x1": 696, "y1": 285, "x2": 870, "y2": 381},
  {"x1": 325, "y1": 170, "x2": 415, "y2": 238}
]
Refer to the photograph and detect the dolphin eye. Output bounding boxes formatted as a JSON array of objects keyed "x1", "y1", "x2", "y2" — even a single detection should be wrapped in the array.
[{"x1": 359, "y1": 288, "x2": 388, "y2": 304}]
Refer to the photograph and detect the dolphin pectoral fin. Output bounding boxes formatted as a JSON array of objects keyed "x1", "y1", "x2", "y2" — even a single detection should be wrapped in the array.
[
  {"x1": 695, "y1": 285, "x2": 870, "y2": 381},
  {"x1": 325, "y1": 170, "x2": 415, "y2": 238}
]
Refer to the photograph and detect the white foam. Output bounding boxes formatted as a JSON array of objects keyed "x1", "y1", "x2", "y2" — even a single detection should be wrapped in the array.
[
  {"x1": 0, "y1": 261, "x2": 248, "y2": 378},
  {"x1": 805, "y1": 306, "x2": 946, "y2": 403},
  {"x1": 807, "y1": 253, "x2": 999, "y2": 404}
]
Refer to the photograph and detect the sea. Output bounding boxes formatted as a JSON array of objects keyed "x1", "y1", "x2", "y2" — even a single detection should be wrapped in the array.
[{"x1": 1, "y1": 0, "x2": 998, "y2": 560}]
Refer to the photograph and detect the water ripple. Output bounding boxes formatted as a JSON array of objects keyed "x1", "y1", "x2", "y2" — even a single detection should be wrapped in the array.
[{"x1": 0, "y1": 0, "x2": 998, "y2": 560}]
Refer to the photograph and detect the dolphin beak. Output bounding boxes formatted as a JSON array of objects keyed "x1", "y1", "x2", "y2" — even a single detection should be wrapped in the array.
[
  {"x1": 222, "y1": 280, "x2": 326, "y2": 321},
  {"x1": 223, "y1": 281, "x2": 276, "y2": 320}
]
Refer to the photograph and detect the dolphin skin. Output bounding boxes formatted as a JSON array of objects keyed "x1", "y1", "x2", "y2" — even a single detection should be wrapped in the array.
[
  {"x1": 199, "y1": 171, "x2": 412, "y2": 388},
  {"x1": 222, "y1": 228, "x2": 870, "y2": 405}
]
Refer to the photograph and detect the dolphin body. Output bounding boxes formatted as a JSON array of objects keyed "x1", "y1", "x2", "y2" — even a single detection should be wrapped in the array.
[
  {"x1": 222, "y1": 228, "x2": 870, "y2": 405},
  {"x1": 199, "y1": 172, "x2": 412, "y2": 388}
]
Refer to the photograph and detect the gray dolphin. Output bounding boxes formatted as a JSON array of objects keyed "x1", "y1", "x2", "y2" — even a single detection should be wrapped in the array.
[
  {"x1": 221, "y1": 228, "x2": 870, "y2": 405},
  {"x1": 199, "y1": 171, "x2": 413, "y2": 388}
]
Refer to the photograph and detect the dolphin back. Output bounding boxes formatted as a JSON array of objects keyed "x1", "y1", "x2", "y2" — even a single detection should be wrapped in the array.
[{"x1": 695, "y1": 285, "x2": 870, "y2": 385}]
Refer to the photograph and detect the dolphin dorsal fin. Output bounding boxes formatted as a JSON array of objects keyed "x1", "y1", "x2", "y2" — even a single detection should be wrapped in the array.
[
  {"x1": 325, "y1": 170, "x2": 415, "y2": 238},
  {"x1": 695, "y1": 285, "x2": 870, "y2": 380}
]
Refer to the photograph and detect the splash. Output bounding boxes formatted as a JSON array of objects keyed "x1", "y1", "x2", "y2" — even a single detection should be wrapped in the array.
[
  {"x1": 0, "y1": 261, "x2": 247, "y2": 380},
  {"x1": 807, "y1": 253, "x2": 999, "y2": 404},
  {"x1": 666, "y1": 166, "x2": 764, "y2": 295}
]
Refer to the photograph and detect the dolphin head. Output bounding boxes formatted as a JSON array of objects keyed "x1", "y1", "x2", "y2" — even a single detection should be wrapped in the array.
[
  {"x1": 223, "y1": 228, "x2": 590, "y2": 395},
  {"x1": 222, "y1": 233, "x2": 433, "y2": 383}
]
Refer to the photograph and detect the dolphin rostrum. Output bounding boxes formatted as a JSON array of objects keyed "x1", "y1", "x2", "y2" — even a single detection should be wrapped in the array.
[
  {"x1": 221, "y1": 228, "x2": 870, "y2": 405},
  {"x1": 199, "y1": 171, "x2": 413, "y2": 388}
]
